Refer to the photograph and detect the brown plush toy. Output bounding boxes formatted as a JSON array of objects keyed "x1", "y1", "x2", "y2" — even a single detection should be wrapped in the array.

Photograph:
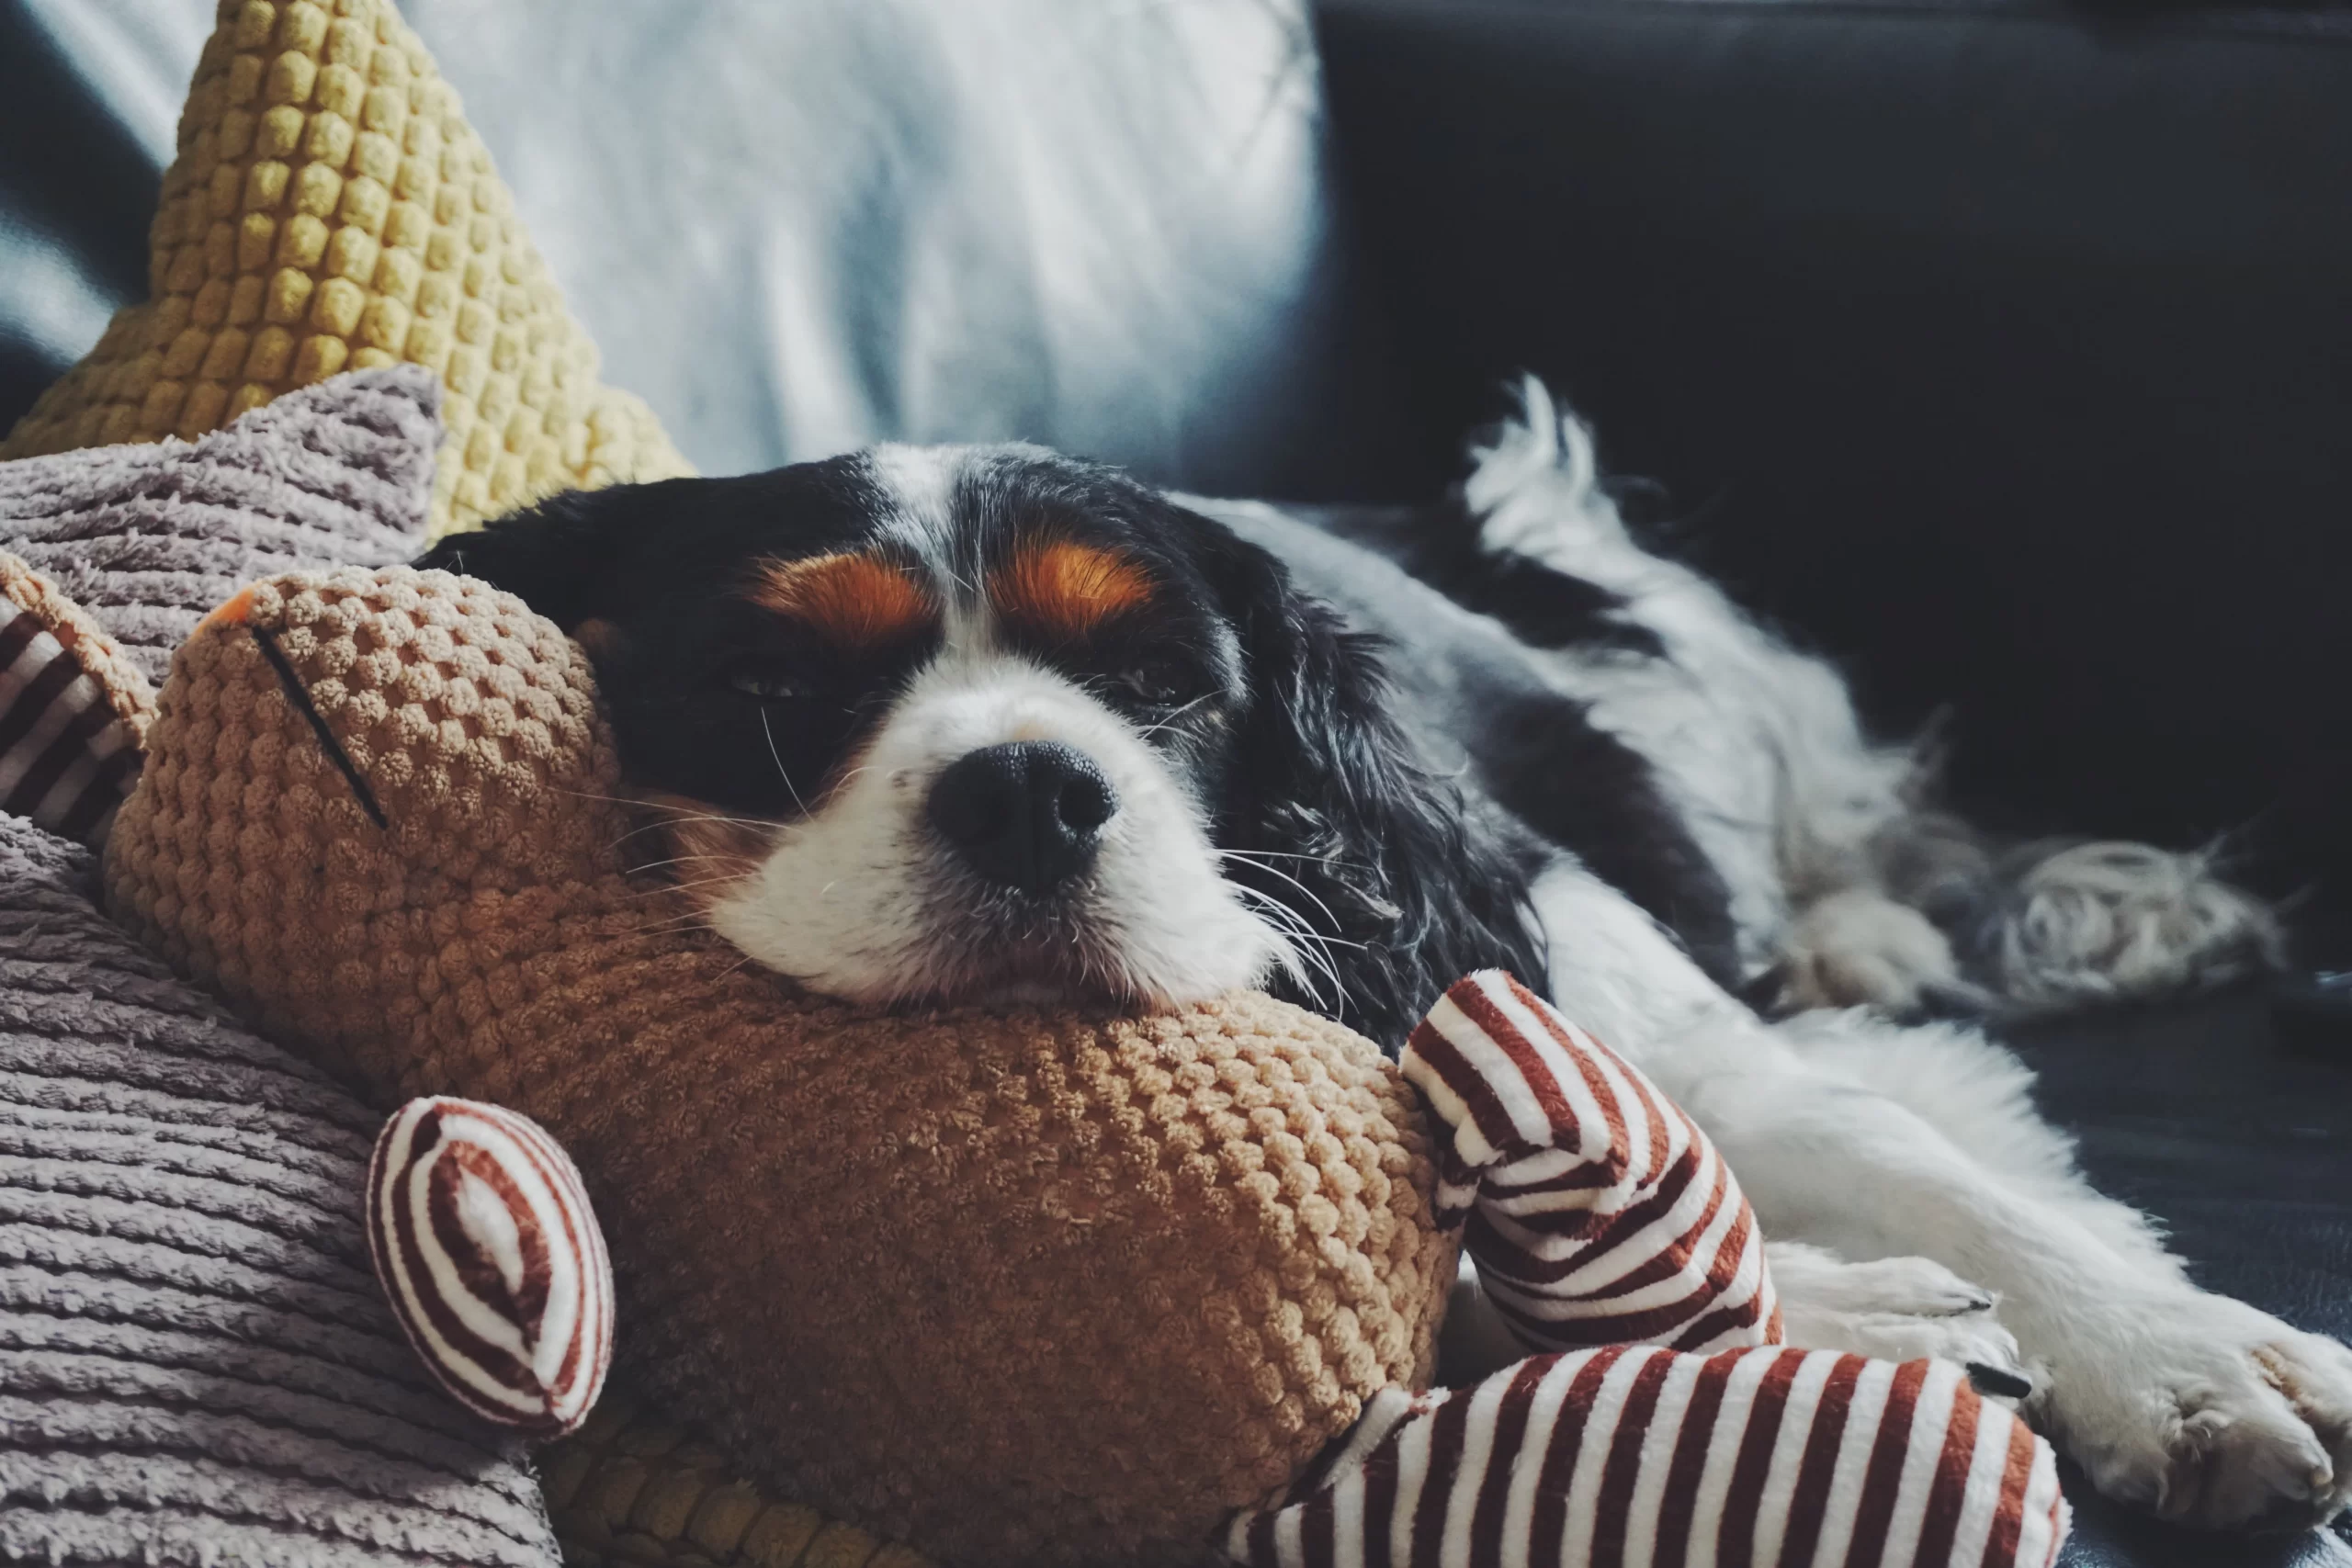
[{"x1": 103, "y1": 565, "x2": 1458, "y2": 1568}]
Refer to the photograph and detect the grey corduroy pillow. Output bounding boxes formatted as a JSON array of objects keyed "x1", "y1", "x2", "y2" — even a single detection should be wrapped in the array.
[
  {"x1": 0, "y1": 368, "x2": 562, "y2": 1565},
  {"x1": 0, "y1": 367, "x2": 437, "y2": 686},
  {"x1": 0, "y1": 814, "x2": 562, "y2": 1567}
]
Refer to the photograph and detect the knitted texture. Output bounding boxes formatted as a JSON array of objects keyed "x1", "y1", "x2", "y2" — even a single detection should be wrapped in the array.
[
  {"x1": 0, "y1": 811, "x2": 562, "y2": 1567},
  {"x1": 105, "y1": 566, "x2": 1457, "y2": 1568},
  {"x1": 0, "y1": 366, "x2": 439, "y2": 685},
  {"x1": 0, "y1": 0, "x2": 691, "y2": 538},
  {"x1": 543, "y1": 1392, "x2": 934, "y2": 1568}
]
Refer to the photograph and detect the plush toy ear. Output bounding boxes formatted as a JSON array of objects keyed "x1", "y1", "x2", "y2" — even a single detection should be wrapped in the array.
[
  {"x1": 367, "y1": 1097, "x2": 614, "y2": 1438},
  {"x1": 0, "y1": 552, "x2": 154, "y2": 847}
]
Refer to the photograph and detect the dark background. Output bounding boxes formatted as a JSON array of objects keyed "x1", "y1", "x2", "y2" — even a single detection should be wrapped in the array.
[{"x1": 1312, "y1": 0, "x2": 2352, "y2": 953}]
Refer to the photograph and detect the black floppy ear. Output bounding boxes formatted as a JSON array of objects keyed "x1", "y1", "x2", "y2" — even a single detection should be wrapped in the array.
[
  {"x1": 413, "y1": 484, "x2": 657, "y2": 631},
  {"x1": 1202, "y1": 529, "x2": 1548, "y2": 1053}
]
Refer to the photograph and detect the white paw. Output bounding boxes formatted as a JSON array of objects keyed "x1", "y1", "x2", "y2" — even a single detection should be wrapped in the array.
[
  {"x1": 1984, "y1": 840, "x2": 2285, "y2": 1009},
  {"x1": 2037, "y1": 1285, "x2": 2352, "y2": 1532},
  {"x1": 1767, "y1": 1244, "x2": 2030, "y2": 1395},
  {"x1": 1770, "y1": 891, "x2": 1971, "y2": 1014}
]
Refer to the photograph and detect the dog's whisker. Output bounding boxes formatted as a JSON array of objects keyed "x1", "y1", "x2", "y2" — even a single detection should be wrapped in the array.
[
  {"x1": 623, "y1": 873, "x2": 758, "y2": 899},
  {"x1": 1136, "y1": 695, "x2": 1211, "y2": 739},
  {"x1": 759, "y1": 707, "x2": 812, "y2": 819},
  {"x1": 599, "y1": 810, "x2": 786, "y2": 855},
  {"x1": 618, "y1": 852, "x2": 767, "y2": 878},
  {"x1": 1227, "y1": 882, "x2": 1344, "y2": 1002},
  {"x1": 1216, "y1": 851, "x2": 1347, "y2": 933},
  {"x1": 621, "y1": 915, "x2": 725, "y2": 939}
]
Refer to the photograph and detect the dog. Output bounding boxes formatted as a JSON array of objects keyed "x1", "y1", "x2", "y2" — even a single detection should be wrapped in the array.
[{"x1": 421, "y1": 379, "x2": 2346, "y2": 1534}]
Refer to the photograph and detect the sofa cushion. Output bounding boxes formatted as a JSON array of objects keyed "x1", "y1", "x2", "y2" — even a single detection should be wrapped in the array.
[
  {"x1": 0, "y1": 0, "x2": 691, "y2": 539},
  {"x1": 0, "y1": 365, "x2": 435, "y2": 685},
  {"x1": 0, "y1": 811, "x2": 563, "y2": 1566}
]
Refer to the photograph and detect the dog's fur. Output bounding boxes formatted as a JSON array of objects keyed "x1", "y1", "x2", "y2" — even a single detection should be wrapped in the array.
[{"x1": 424, "y1": 381, "x2": 2344, "y2": 1534}]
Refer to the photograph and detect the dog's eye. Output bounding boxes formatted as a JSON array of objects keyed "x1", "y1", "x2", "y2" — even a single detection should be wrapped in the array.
[
  {"x1": 1116, "y1": 658, "x2": 1193, "y2": 709},
  {"x1": 720, "y1": 664, "x2": 807, "y2": 702}
]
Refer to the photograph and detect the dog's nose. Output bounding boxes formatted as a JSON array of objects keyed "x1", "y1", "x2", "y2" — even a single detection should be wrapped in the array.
[{"x1": 927, "y1": 741, "x2": 1118, "y2": 897}]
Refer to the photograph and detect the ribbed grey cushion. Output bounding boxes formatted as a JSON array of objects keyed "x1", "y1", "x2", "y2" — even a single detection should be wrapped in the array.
[
  {"x1": 0, "y1": 812, "x2": 562, "y2": 1566},
  {"x1": 0, "y1": 373, "x2": 558, "y2": 1563},
  {"x1": 0, "y1": 367, "x2": 435, "y2": 686}
]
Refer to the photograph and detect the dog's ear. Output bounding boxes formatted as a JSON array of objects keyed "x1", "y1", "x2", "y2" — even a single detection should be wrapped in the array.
[
  {"x1": 1199, "y1": 525, "x2": 1548, "y2": 1052},
  {"x1": 413, "y1": 483, "x2": 670, "y2": 631}
]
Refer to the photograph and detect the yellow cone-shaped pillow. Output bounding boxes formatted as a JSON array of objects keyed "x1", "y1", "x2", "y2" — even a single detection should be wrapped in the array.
[{"x1": 0, "y1": 0, "x2": 694, "y2": 538}]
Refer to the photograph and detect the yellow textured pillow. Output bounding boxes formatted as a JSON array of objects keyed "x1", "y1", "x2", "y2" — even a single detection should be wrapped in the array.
[{"x1": 0, "y1": 0, "x2": 694, "y2": 538}]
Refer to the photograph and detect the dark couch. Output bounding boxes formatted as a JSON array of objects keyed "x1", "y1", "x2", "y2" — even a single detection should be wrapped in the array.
[{"x1": 4, "y1": 0, "x2": 2346, "y2": 1562}]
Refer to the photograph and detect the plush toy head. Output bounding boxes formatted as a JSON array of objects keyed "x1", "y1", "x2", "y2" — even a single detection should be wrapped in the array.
[{"x1": 104, "y1": 565, "x2": 1457, "y2": 1568}]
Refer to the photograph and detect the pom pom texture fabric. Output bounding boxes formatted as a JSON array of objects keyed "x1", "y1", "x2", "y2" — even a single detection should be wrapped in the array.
[{"x1": 0, "y1": 0, "x2": 693, "y2": 538}]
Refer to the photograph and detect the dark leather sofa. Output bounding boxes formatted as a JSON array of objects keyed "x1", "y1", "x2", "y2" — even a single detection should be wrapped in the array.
[
  {"x1": 4, "y1": 1, "x2": 2346, "y2": 1562},
  {"x1": 1309, "y1": 11, "x2": 2352, "y2": 1563}
]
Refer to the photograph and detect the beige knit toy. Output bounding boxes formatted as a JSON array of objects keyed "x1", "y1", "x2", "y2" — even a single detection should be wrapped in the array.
[
  {"x1": 103, "y1": 564, "x2": 2069, "y2": 1568},
  {"x1": 104, "y1": 564, "x2": 1457, "y2": 1567}
]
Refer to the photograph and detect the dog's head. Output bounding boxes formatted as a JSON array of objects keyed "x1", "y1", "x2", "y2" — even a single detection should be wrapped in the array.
[{"x1": 421, "y1": 445, "x2": 1540, "y2": 1045}]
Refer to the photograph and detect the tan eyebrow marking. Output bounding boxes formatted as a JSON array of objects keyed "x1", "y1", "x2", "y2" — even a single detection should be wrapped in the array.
[
  {"x1": 744, "y1": 553, "x2": 937, "y2": 649},
  {"x1": 991, "y1": 539, "x2": 1153, "y2": 641}
]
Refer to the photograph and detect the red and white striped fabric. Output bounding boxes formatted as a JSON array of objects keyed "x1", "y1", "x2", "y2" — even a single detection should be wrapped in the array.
[
  {"x1": 366, "y1": 1097, "x2": 615, "y2": 1436},
  {"x1": 1223, "y1": 1346, "x2": 2068, "y2": 1568},
  {"x1": 1402, "y1": 970, "x2": 1779, "y2": 1354},
  {"x1": 0, "y1": 570, "x2": 144, "y2": 846}
]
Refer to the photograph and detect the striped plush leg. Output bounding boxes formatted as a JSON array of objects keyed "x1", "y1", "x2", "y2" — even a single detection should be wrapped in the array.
[
  {"x1": 1403, "y1": 970, "x2": 1778, "y2": 1353},
  {"x1": 1222, "y1": 1346, "x2": 2069, "y2": 1568},
  {"x1": 1215, "y1": 973, "x2": 2072, "y2": 1566}
]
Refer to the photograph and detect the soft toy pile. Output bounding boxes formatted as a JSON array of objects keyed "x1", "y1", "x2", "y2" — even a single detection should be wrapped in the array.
[{"x1": 91, "y1": 561, "x2": 2068, "y2": 1567}]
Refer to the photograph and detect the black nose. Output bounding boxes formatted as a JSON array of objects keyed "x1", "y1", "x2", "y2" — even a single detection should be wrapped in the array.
[{"x1": 927, "y1": 741, "x2": 1118, "y2": 897}]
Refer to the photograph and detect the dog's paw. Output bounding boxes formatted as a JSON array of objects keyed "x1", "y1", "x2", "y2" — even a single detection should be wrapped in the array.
[
  {"x1": 1981, "y1": 840, "x2": 2286, "y2": 1010},
  {"x1": 2039, "y1": 1286, "x2": 2352, "y2": 1532},
  {"x1": 1770, "y1": 891, "x2": 1975, "y2": 1014},
  {"x1": 1767, "y1": 1244, "x2": 2030, "y2": 1393}
]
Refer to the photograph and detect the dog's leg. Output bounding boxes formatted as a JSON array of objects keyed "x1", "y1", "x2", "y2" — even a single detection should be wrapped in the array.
[
  {"x1": 1764, "y1": 1240, "x2": 2026, "y2": 1385},
  {"x1": 1769, "y1": 887, "x2": 1973, "y2": 1013},
  {"x1": 1532, "y1": 858, "x2": 2352, "y2": 1532},
  {"x1": 1686, "y1": 1041, "x2": 2352, "y2": 1531}
]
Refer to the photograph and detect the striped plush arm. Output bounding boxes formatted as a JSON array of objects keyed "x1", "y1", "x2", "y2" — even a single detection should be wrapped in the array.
[
  {"x1": 368, "y1": 1098, "x2": 615, "y2": 1436},
  {"x1": 1223, "y1": 1347, "x2": 2068, "y2": 1568},
  {"x1": 1402, "y1": 971, "x2": 1778, "y2": 1353},
  {"x1": 0, "y1": 553, "x2": 153, "y2": 845}
]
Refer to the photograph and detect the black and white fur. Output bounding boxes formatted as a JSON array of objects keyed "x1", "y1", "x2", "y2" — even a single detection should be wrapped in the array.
[{"x1": 427, "y1": 381, "x2": 2340, "y2": 1535}]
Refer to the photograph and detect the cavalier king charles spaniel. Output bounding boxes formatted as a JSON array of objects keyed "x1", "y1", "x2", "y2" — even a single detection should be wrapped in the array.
[{"x1": 424, "y1": 381, "x2": 2349, "y2": 1537}]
